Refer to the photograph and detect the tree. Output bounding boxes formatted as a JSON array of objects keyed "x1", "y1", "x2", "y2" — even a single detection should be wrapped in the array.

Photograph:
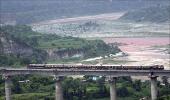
[
  {"x1": 62, "y1": 77, "x2": 86, "y2": 100},
  {"x1": 133, "y1": 80, "x2": 142, "y2": 91},
  {"x1": 117, "y1": 87, "x2": 129, "y2": 97},
  {"x1": 96, "y1": 77, "x2": 108, "y2": 97},
  {"x1": 12, "y1": 82, "x2": 22, "y2": 94},
  {"x1": 162, "y1": 76, "x2": 169, "y2": 87}
]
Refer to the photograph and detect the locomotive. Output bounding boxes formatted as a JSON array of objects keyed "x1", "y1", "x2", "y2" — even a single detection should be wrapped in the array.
[{"x1": 27, "y1": 64, "x2": 164, "y2": 70}]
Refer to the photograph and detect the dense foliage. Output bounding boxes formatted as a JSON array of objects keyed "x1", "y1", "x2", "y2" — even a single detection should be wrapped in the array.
[
  {"x1": 0, "y1": 26, "x2": 47, "y2": 66},
  {"x1": 0, "y1": 75, "x2": 170, "y2": 100}
]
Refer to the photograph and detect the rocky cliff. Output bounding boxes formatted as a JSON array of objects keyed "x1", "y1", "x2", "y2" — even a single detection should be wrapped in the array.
[
  {"x1": 46, "y1": 48, "x2": 84, "y2": 60},
  {"x1": 0, "y1": 32, "x2": 33, "y2": 57},
  {"x1": 0, "y1": 31, "x2": 47, "y2": 65}
]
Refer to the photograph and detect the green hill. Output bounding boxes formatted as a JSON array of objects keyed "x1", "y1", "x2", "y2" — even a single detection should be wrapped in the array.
[{"x1": 0, "y1": 25, "x2": 121, "y2": 67}]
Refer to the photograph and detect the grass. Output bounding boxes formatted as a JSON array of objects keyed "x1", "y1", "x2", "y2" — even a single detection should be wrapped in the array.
[
  {"x1": 102, "y1": 59, "x2": 136, "y2": 65},
  {"x1": 1, "y1": 94, "x2": 136, "y2": 100},
  {"x1": 0, "y1": 92, "x2": 54, "y2": 100},
  {"x1": 0, "y1": 91, "x2": 140, "y2": 100},
  {"x1": 47, "y1": 57, "x2": 82, "y2": 64},
  {"x1": 47, "y1": 56, "x2": 135, "y2": 65},
  {"x1": 38, "y1": 37, "x2": 87, "y2": 49},
  {"x1": 81, "y1": 60, "x2": 99, "y2": 65},
  {"x1": 80, "y1": 57, "x2": 136, "y2": 65},
  {"x1": 93, "y1": 97, "x2": 141, "y2": 100}
]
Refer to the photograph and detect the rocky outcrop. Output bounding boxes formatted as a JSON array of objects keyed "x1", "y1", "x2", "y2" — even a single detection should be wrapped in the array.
[
  {"x1": 0, "y1": 31, "x2": 47, "y2": 63},
  {"x1": 0, "y1": 32, "x2": 33, "y2": 57},
  {"x1": 46, "y1": 48, "x2": 84, "y2": 60}
]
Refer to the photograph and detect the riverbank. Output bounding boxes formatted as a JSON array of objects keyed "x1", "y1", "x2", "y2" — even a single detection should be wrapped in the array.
[{"x1": 103, "y1": 37, "x2": 170, "y2": 69}]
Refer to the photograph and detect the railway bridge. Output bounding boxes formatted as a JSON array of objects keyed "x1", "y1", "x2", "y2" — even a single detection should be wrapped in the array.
[{"x1": 0, "y1": 65, "x2": 170, "y2": 100}]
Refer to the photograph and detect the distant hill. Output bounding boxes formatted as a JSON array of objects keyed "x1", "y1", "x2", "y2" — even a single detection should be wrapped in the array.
[
  {"x1": 1, "y1": 0, "x2": 169, "y2": 24},
  {"x1": 120, "y1": 5, "x2": 170, "y2": 23}
]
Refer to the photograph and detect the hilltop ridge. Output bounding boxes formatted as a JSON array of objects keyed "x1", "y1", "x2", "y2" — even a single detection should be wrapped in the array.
[
  {"x1": 1, "y1": 0, "x2": 169, "y2": 24},
  {"x1": 120, "y1": 5, "x2": 170, "y2": 23}
]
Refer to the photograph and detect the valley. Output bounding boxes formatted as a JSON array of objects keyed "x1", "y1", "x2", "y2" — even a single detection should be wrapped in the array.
[
  {"x1": 0, "y1": 0, "x2": 170, "y2": 100},
  {"x1": 31, "y1": 14, "x2": 170, "y2": 70}
]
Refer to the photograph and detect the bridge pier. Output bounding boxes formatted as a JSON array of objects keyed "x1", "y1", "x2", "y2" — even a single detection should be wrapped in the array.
[
  {"x1": 150, "y1": 76, "x2": 158, "y2": 100},
  {"x1": 3, "y1": 75, "x2": 12, "y2": 100},
  {"x1": 108, "y1": 77, "x2": 117, "y2": 100},
  {"x1": 54, "y1": 76, "x2": 64, "y2": 100}
]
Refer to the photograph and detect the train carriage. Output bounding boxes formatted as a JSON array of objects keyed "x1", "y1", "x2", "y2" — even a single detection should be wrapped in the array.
[{"x1": 27, "y1": 64, "x2": 164, "y2": 70}]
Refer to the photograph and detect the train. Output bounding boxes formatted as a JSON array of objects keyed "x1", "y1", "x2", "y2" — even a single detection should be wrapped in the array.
[{"x1": 27, "y1": 64, "x2": 164, "y2": 70}]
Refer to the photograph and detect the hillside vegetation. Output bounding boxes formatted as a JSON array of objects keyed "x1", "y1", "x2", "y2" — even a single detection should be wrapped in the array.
[
  {"x1": 0, "y1": 75, "x2": 170, "y2": 100},
  {"x1": 120, "y1": 5, "x2": 170, "y2": 23},
  {"x1": 0, "y1": 25, "x2": 120, "y2": 67}
]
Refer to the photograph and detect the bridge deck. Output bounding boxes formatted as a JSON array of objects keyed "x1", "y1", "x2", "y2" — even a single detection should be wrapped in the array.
[{"x1": 0, "y1": 69, "x2": 170, "y2": 77}]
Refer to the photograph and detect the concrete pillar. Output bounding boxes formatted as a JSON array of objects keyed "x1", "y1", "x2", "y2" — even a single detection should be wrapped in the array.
[
  {"x1": 168, "y1": 77, "x2": 170, "y2": 83},
  {"x1": 4, "y1": 76, "x2": 12, "y2": 100},
  {"x1": 54, "y1": 76, "x2": 63, "y2": 100},
  {"x1": 150, "y1": 76, "x2": 158, "y2": 100},
  {"x1": 109, "y1": 77, "x2": 117, "y2": 100}
]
